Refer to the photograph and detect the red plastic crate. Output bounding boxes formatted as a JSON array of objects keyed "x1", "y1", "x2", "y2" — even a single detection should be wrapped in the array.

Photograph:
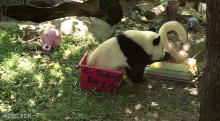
[{"x1": 77, "y1": 51, "x2": 124, "y2": 94}]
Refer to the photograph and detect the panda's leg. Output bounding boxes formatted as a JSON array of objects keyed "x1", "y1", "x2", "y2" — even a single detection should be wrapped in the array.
[{"x1": 125, "y1": 64, "x2": 145, "y2": 84}]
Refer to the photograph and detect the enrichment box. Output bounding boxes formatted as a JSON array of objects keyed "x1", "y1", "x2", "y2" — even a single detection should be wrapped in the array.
[{"x1": 77, "y1": 51, "x2": 124, "y2": 94}]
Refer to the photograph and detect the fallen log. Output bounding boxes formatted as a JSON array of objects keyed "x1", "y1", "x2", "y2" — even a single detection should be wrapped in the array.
[
  {"x1": 6, "y1": 1, "x2": 104, "y2": 23},
  {"x1": 144, "y1": 1, "x2": 168, "y2": 20}
]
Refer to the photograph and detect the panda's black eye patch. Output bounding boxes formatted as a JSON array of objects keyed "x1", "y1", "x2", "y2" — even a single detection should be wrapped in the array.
[{"x1": 153, "y1": 36, "x2": 160, "y2": 46}]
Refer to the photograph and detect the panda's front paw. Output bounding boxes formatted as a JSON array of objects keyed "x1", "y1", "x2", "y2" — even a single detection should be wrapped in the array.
[{"x1": 160, "y1": 52, "x2": 171, "y2": 61}]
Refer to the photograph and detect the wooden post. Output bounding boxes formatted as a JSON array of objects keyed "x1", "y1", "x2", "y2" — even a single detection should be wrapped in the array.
[
  {"x1": 0, "y1": 5, "x2": 2, "y2": 21},
  {"x1": 199, "y1": 0, "x2": 220, "y2": 120},
  {"x1": 167, "y1": 0, "x2": 177, "y2": 21}
]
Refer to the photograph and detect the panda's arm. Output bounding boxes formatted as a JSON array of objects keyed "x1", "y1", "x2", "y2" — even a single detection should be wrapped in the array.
[{"x1": 125, "y1": 62, "x2": 146, "y2": 84}]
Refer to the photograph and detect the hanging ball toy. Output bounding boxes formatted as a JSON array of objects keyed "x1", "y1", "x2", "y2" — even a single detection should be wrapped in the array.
[
  {"x1": 41, "y1": 28, "x2": 62, "y2": 52},
  {"x1": 187, "y1": 17, "x2": 199, "y2": 31}
]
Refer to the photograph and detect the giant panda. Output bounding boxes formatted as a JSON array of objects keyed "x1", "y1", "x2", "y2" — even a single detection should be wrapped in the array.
[
  {"x1": 87, "y1": 21, "x2": 188, "y2": 84},
  {"x1": 87, "y1": 30, "x2": 168, "y2": 83}
]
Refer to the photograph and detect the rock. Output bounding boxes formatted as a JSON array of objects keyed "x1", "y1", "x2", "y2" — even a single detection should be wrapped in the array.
[
  {"x1": 17, "y1": 16, "x2": 114, "y2": 40},
  {"x1": 0, "y1": 0, "x2": 24, "y2": 4},
  {"x1": 0, "y1": 21, "x2": 19, "y2": 29},
  {"x1": 38, "y1": 16, "x2": 114, "y2": 40},
  {"x1": 78, "y1": 17, "x2": 115, "y2": 40},
  {"x1": 119, "y1": 0, "x2": 137, "y2": 15}
]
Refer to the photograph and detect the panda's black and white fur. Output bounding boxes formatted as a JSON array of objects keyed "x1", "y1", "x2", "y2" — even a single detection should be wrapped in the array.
[
  {"x1": 87, "y1": 30, "x2": 166, "y2": 83},
  {"x1": 87, "y1": 21, "x2": 188, "y2": 84}
]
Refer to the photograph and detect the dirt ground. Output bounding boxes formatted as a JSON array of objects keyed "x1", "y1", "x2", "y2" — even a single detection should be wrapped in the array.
[
  {"x1": 118, "y1": 78, "x2": 199, "y2": 121},
  {"x1": 115, "y1": 0, "x2": 206, "y2": 120}
]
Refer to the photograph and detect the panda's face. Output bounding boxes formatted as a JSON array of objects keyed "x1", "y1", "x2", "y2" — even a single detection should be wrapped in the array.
[
  {"x1": 123, "y1": 30, "x2": 166, "y2": 61},
  {"x1": 150, "y1": 36, "x2": 166, "y2": 61}
]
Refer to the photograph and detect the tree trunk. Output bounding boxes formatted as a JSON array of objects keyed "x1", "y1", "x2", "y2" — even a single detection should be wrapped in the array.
[{"x1": 199, "y1": 0, "x2": 220, "y2": 121}]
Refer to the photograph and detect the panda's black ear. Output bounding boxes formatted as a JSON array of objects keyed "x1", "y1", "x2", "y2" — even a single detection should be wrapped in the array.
[{"x1": 153, "y1": 36, "x2": 160, "y2": 46}]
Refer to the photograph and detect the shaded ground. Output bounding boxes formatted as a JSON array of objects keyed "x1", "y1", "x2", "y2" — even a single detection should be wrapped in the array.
[
  {"x1": 114, "y1": 0, "x2": 205, "y2": 120},
  {"x1": 119, "y1": 79, "x2": 199, "y2": 121}
]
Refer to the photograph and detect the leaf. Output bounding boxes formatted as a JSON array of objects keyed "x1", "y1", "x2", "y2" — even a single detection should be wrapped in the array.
[{"x1": 64, "y1": 116, "x2": 71, "y2": 120}]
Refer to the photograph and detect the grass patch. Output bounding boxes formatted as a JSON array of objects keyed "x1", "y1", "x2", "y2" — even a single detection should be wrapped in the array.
[
  {"x1": 0, "y1": 26, "x2": 199, "y2": 121},
  {"x1": 0, "y1": 27, "x2": 128, "y2": 121}
]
